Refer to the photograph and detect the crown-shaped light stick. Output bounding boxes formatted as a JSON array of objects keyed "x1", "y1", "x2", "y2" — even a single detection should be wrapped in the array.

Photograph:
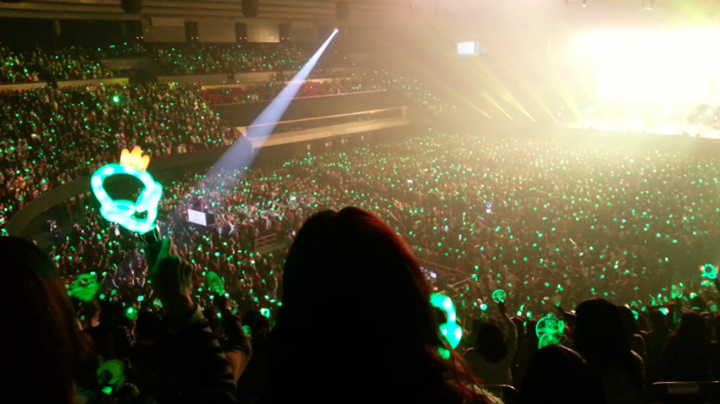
[
  {"x1": 120, "y1": 146, "x2": 151, "y2": 171},
  {"x1": 91, "y1": 147, "x2": 163, "y2": 234}
]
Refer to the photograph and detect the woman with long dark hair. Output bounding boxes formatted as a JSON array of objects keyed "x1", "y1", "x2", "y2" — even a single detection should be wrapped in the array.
[
  {"x1": 264, "y1": 207, "x2": 498, "y2": 404},
  {"x1": 0, "y1": 236, "x2": 96, "y2": 404},
  {"x1": 661, "y1": 312, "x2": 713, "y2": 381},
  {"x1": 573, "y1": 299, "x2": 644, "y2": 404}
]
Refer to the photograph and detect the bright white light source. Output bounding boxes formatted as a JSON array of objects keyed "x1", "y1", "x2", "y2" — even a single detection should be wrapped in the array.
[
  {"x1": 457, "y1": 41, "x2": 476, "y2": 56},
  {"x1": 573, "y1": 28, "x2": 720, "y2": 106}
]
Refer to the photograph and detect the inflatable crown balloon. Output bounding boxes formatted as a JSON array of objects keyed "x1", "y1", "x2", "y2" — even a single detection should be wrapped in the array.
[{"x1": 91, "y1": 146, "x2": 162, "y2": 234}]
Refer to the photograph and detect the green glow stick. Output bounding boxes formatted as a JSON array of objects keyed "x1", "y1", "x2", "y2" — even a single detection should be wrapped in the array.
[
  {"x1": 538, "y1": 331, "x2": 563, "y2": 349},
  {"x1": 701, "y1": 264, "x2": 717, "y2": 280},
  {"x1": 430, "y1": 293, "x2": 462, "y2": 350},
  {"x1": 536, "y1": 314, "x2": 564, "y2": 338},
  {"x1": 492, "y1": 289, "x2": 507, "y2": 304},
  {"x1": 126, "y1": 306, "x2": 138, "y2": 320},
  {"x1": 206, "y1": 271, "x2": 225, "y2": 295},
  {"x1": 97, "y1": 359, "x2": 126, "y2": 394},
  {"x1": 71, "y1": 274, "x2": 99, "y2": 302},
  {"x1": 90, "y1": 147, "x2": 162, "y2": 234}
]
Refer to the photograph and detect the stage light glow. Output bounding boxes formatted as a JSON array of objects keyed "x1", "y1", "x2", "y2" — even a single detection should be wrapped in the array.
[
  {"x1": 206, "y1": 29, "x2": 339, "y2": 178},
  {"x1": 572, "y1": 28, "x2": 720, "y2": 107}
]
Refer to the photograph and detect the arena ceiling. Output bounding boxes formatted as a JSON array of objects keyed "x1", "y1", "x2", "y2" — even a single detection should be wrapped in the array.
[
  {"x1": 0, "y1": 0, "x2": 410, "y2": 24},
  {"x1": 1, "y1": 0, "x2": 717, "y2": 32}
]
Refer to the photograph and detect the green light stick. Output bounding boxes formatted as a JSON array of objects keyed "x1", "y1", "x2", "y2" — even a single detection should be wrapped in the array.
[
  {"x1": 701, "y1": 264, "x2": 717, "y2": 280},
  {"x1": 206, "y1": 271, "x2": 225, "y2": 295},
  {"x1": 126, "y1": 306, "x2": 138, "y2": 320},
  {"x1": 91, "y1": 147, "x2": 162, "y2": 234},
  {"x1": 71, "y1": 274, "x2": 99, "y2": 302},
  {"x1": 430, "y1": 293, "x2": 462, "y2": 358},
  {"x1": 536, "y1": 314, "x2": 564, "y2": 338},
  {"x1": 492, "y1": 289, "x2": 507, "y2": 304},
  {"x1": 538, "y1": 331, "x2": 563, "y2": 349},
  {"x1": 97, "y1": 359, "x2": 126, "y2": 395}
]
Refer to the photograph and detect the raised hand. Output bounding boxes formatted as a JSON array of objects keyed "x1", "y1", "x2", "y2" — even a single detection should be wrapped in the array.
[{"x1": 147, "y1": 238, "x2": 193, "y2": 319}]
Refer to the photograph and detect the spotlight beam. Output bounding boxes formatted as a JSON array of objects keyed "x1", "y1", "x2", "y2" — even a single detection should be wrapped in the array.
[{"x1": 206, "y1": 29, "x2": 339, "y2": 177}]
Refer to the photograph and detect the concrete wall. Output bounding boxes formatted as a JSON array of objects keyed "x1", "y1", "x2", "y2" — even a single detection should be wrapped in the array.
[{"x1": 57, "y1": 77, "x2": 129, "y2": 88}]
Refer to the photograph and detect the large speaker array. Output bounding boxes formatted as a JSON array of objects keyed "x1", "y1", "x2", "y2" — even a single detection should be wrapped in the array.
[
  {"x1": 121, "y1": 0, "x2": 142, "y2": 14},
  {"x1": 242, "y1": 0, "x2": 259, "y2": 18}
]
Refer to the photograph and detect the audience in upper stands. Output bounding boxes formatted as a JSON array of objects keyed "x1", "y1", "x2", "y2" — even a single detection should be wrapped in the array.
[
  {"x1": 0, "y1": 83, "x2": 235, "y2": 227},
  {"x1": 1, "y1": 44, "x2": 111, "y2": 82},
  {"x1": 0, "y1": 44, "x2": 41, "y2": 84},
  {"x1": 153, "y1": 43, "x2": 308, "y2": 76}
]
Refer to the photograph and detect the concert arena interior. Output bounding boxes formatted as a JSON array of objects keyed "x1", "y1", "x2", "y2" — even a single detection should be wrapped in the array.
[{"x1": 0, "y1": 0, "x2": 719, "y2": 403}]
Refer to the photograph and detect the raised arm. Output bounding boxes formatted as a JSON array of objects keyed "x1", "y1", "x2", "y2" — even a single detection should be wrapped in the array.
[{"x1": 143, "y1": 239, "x2": 237, "y2": 404}]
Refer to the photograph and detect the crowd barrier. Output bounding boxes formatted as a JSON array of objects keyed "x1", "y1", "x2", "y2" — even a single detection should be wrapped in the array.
[
  {"x1": 100, "y1": 59, "x2": 151, "y2": 70},
  {"x1": 57, "y1": 78, "x2": 129, "y2": 88},
  {"x1": 647, "y1": 381, "x2": 720, "y2": 404},
  {"x1": 202, "y1": 78, "x2": 374, "y2": 94},
  {"x1": 0, "y1": 78, "x2": 130, "y2": 92},
  {"x1": 417, "y1": 258, "x2": 463, "y2": 276},
  {"x1": 0, "y1": 82, "x2": 47, "y2": 92},
  {"x1": 158, "y1": 71, "x2": 297, "y2": 87},
  {"x1": 254, "y1": 233, "x2": 278, "y2": 251},
  {"x1": 214, "y1": 91, "x2": 406, "y2": 127}
]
